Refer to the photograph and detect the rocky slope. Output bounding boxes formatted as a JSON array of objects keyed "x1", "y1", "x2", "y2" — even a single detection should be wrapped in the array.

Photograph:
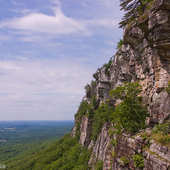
[{"x1": 71, "y1": 0, "x2": 170, "y2": 169}]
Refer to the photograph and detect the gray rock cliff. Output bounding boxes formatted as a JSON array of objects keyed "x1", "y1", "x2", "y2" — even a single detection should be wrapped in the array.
[{"x1": 71, "y1": 0, "x2": 170, "y2": 169}]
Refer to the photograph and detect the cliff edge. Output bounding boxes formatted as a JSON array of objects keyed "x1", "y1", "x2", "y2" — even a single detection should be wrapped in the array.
[{"x1": 71, "y1": 0, "x2": 170, "y2": 169}]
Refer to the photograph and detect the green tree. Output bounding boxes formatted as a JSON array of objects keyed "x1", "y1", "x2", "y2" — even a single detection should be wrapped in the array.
[
  {"x1": 91, "y1": 94, "x2": 98, "y2": 110},
  {"x1": 119, "y1": 0, "x2": 154, "y2": 28},
  {"x1": 110, "y1": 82, "x2": 149, "y2": 133},
  {"x1": 75, "y1": 100, "x2": 88, "y2": 119},
  {"x1": 116, "y1": 39, "x2": 123, "y2": 50},
  {"x1": 92, "y1": 103, "x2": 113, "y2": 141},
  {"x1": 102, "y1": 58, "x2": 113, "y2": 69}
]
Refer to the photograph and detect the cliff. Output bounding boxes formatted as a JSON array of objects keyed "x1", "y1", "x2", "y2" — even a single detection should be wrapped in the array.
[{"x1": 71, "y1": 0, "x2": 170, "y2": 169}]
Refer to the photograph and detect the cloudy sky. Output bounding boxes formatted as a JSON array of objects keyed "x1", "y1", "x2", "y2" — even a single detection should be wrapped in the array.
[{"x1": 0, "y1": 0, "x2": 123, "y2": 120}]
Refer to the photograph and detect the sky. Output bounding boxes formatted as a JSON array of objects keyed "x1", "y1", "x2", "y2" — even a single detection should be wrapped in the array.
[{"x1": 0, "y1": 0, "x2": 124, "y2": 120}]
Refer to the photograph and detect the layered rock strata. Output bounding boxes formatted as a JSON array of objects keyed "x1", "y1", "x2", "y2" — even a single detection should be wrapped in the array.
[{"x1": 71, "y1": 0, "x2": 170, "y2": 169}]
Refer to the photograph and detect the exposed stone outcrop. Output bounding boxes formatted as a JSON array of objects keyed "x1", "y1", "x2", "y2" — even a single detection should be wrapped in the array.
[
  {"x1": 93, "y1": 67, "x2": 111, "y2": 104},
  {"x1": 71, "y1": 0, "x2": 170, "y2": 169},
  {"x1": 79, "y1": 116, "x2": 92, "y2": 146},
  {"x1": 88, "y1": 123, "x2": 111, "y2": 166},
  {"x1": 109, "y1": 0, "x2": 170, "y2": 124},
  {"x1": 70, "y1": 119, "x2": 78, "y2": 138}
]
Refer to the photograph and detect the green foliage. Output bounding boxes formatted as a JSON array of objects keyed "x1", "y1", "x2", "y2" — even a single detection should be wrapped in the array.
[
  {"x1": 111, "y1": 151, "x2": 117, "y2": 158},
  {"x1": 166, "y1": 81, "x2": 170, "y2": 94},
  {"x1": 91, "y1": 103, "x2": 114, "y2": 141},
  {"x1": 91, "y1": 94, "x2": 98, "y2": 110},
  {"x1": 102, "y1": 58, "x2": 112, "y2": 70},
  {"x1": 75, "y1": 97, "x2": 96, "y2": 120},
  {"x1": 94, "y1": 159, "x2": 103, "y2": 170},
  {"x1": 75, "y1": 100, "x2": 88, "y2": 119},
  {"x1": 108, "y1": 127, "x2": 116, "y2": 137},
  {"x1": 101, "y1": 57, "x2": 113, "y2": 76},
  {"x1": 154, "y1": 121, "x2": 170, "y2": 135},
  {"x1": 6, "y1": 135, "x2": 92, "y2": 170},
  {"x1": 120, "y1": 156, "x2": 129, "y2": 165},
  {"x1": 116, "y1": 39, "x2": 123, "y2": 50},
  {"x1": 110, "y1": 82, "x2": 149, "y2": 133},
  {"x1": 84, "y1": 83, "x2": 91, "y2": 93},
  {"x1": 132, "y1": 154, "x2": 144, "y2": 168},
  {"x1": 151, "y1": 121, "x2": 170, "y2": 145},
  {"x1": 158, "y1": 135, "x2": 170, "y2": 145},
  {"x1": 91, "y1": 80, "x2": 97, "y2": 86},
  {"x1": 0, "y1": 121, "x2": 73, "y2": 168},
  {"x1": 110, "y1": 139, "x2": 117, "y2": 146},
  {"x1": 119, "y1": 0, "x2": 154, "y2": 28},
  {"x1": 75, "y1": 120, "x2": 82, "y2": 140},
  {"x1": 141, "y1": 132, "x2": 148, "y2": 140},
  {"x1": 85, "y1": 104, "x2": 94, "y2": 117}
]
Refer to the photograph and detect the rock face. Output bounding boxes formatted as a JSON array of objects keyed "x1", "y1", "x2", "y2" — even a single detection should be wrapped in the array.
[
  {"x1": 79, "y1": 116, "x2": 92, "y2": 146},
  {"x1": 110, "y1": 0, "x2": 170, "y2": 124},
  {"x1": 88, "y1": 123, "x2": 111, "y2": 166},
  {"x1": 71, "y1": 0, "x2": 170, "y2": 169}
]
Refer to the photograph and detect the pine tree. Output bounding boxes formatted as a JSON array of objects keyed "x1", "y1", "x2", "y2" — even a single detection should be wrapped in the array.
[{"x1": 119, "y1": 0, "x2": 153, "y2": 28}]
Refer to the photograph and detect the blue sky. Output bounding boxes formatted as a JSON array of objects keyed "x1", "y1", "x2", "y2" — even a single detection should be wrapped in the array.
[{"x1": 0, "y1": 0, "x2": 123, "y2": 120}]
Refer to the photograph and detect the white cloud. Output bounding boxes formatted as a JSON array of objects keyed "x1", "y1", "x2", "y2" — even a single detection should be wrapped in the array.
[
  {"x1": 82, "y1": 3, "x2": 88, "y2": 7},
  {"x1": 49, "y1": 0, "x2": 61, "y2": 6},
  {"x1": 0, "y1": 33, "x2": 11, "y2": 41},
  {"x1": 9, "y1": 8, "x2": 38, "y2": 14},
  {"x1": 0, "y1": 0, "x2": 121, "y2": 40},
  {"x1": 0, "y1": 7, "x2": 90, "y2": 36},
  {"x1": 12, "y1": 0, "x2": 25, "y2": 6},
  {"x1": 0, "y1": 57, "x2": 95, "y2": 120}
]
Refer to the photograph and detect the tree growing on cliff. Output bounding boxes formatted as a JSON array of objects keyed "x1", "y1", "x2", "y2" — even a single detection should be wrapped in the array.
[
  {"x1": 110, "y1": 82, "x2": 149, "y2": 133},
  {"x1": 119, "y1": 0, "x2": 154, "y2": 28}
]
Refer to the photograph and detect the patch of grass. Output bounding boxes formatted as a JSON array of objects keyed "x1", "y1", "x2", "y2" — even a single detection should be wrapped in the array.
[{"x1": 151, "y1": 133, "x2": 170, "y2": 147}]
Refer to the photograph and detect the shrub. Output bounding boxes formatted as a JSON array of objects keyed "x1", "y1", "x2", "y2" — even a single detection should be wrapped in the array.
[
  {"x1": 94, "y1": 159, "x2": 103, "y2": 170},
  {"x1": 102, "y1": 58, "x2": 112, "y2": 70},
  {"x1": 75, "y1": 100, "x2": 88, "y2": 119},
  {"x1": 91, "y1": 94, "x2": 98, "y2": 110},
  {"x1": 110, "y1": 82, "x2": 149, "y2": 133},
  {"x1": 151, "y1": 121, "x2": 170, "y2": 146},
  {"x1": 141, "y1": 132, "x2": 148, "y2": 140},
  {"x1": 110, "y1": 139, "x2": 117, "y2": 147},
  {"x1": 85, "y1": 104, "x2": 94, "y2": 117},
  {"x1": 91, "y1": 103, "x2": 114, "y2": 141},
  {"x1": 75, "y1": 120, "x2": 82, "y2": 140},
  {"x1": 132, "y1": 154, "x2": 144, "y2": 168},
  {"x1": 155, "y1": 121, "x2": 170, "y2": 135},
  {"x1": 116, "y1": 39, "x2": 123, "y2": 50},
  {"x1": 120, "y1": 157, "x2": 129, "y2": 165},
  {"x1": 84, "y1": 84, "x2": 91, "y2": 93}
]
